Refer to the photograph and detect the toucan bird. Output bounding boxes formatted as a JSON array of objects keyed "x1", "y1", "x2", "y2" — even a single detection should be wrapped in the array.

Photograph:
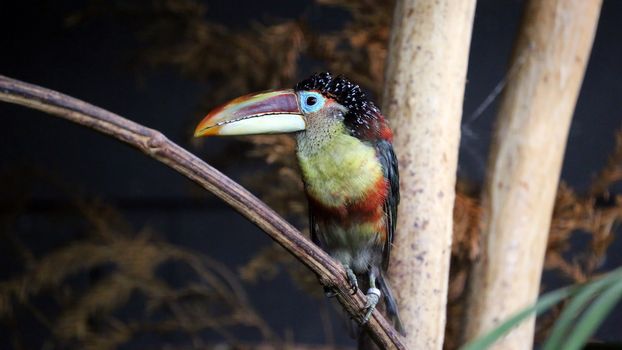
[{"x1": 194, "y1": 72, "x2": 402, "y2": 331}]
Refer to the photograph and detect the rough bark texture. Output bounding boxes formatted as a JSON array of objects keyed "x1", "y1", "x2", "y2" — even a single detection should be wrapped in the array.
[
  {"x1": 382, "y1": 1, "x2": 476, "y2": 349},
  {"x1": 464, "y1": 1, "x2": 602, "y2": 349},
  {"x1": 0, "y1": 75, "x2": 405, "y2": 350}
]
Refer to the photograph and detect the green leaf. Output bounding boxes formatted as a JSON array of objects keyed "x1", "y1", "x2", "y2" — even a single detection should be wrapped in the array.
[
  {"x1": 460, "y1": 268, "x2": 622, "y2": 350},
  {"x1": 543, "y1": 271, "x2": 621, "y2": 350},
  {"x1": 562, "y1": 277, "x2": 622, "y2": 350},
  {"x1": 460, "y1": 286, "x2": 576, "y2": 350}
]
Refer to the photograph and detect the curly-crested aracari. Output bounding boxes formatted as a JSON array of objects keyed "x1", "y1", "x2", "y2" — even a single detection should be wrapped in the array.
[{"x1": 194, "y1": 72, "x2": 402, "y2": 331}]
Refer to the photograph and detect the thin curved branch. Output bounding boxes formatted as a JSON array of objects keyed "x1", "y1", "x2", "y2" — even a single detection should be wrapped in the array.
[{"x1": 0, "y1": 75, "x2": 405, "y2": 349}]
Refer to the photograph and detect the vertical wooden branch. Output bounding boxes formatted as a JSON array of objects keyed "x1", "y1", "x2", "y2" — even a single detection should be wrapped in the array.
[
  {"x1": 382, "y1": 1, "x2": 476, "y2": 349},
  {"x1": 464, "y1": 1, "x2": 602, "y2": 349}
]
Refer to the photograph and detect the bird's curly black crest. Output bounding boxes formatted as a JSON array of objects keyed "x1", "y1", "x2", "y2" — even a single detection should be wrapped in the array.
[{"x1": 295, "y1": 72, "x2": 385, "y2": 140}]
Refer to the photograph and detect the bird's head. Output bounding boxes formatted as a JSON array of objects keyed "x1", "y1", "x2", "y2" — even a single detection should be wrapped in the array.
[{"x1": 194, "y1": 72, "x2": 392, "y2": 142}]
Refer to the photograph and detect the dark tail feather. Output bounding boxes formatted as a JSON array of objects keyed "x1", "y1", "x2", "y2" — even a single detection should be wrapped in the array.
[
  {"x1": 377, "y1": 272, "x2": 404, "y2": 334},
  {"x1": 357, "y1": 273, "x2": 404, "y2": 350}
]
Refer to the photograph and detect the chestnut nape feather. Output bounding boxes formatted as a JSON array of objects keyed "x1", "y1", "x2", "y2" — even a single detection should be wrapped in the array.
[{"x1": 294, "y1": 72, "x2": 388, "y2": 140}]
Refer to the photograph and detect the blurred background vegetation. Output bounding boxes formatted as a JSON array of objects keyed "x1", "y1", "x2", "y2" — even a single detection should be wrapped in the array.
[{"x1": 0, "y1": 0, "x2": 621, "y2": 349}]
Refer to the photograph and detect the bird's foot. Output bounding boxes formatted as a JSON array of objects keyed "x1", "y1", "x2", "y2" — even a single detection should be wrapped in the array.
[
  {"x1": 322, "y1": 266, "x2": 357, "y2": 297},
  {"x1": 361, "y1": 287, "x2": 381, "y2": 324},
  {"x1": 345, "y1": 266, "x2": 358, "y2": 295}
]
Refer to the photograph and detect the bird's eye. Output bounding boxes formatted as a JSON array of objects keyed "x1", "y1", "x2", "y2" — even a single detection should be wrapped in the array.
[{"x1": 299, "y1": 91, "x2": 325, "y2": 114}]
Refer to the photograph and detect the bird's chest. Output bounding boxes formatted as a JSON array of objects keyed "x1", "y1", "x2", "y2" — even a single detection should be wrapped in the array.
[{"x1": 296, "y1": 134, "x2": 383, "y2": 208}]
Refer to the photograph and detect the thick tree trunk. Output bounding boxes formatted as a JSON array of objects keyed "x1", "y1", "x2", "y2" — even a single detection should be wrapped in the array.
[
  {"x1": 464, "y1": 1, "x2": 602, "y2": 349},
  {"x1": 382, "y1": 1, "x2": 476, "y2": 349}
]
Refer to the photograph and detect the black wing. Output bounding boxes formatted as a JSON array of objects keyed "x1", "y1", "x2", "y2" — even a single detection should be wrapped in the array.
[{"x1": 376, "y1": 140, "x2": 400, "y2": 271}]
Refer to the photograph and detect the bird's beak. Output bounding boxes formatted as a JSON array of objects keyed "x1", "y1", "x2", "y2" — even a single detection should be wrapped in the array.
[{"x1": 194, "y1": 89, "x2": 305, "y2": 137}]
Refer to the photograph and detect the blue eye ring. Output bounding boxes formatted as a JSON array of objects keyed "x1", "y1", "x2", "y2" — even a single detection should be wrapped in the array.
[{"x1": 298, "y1": 91, "x2": 325, "y2": 114}]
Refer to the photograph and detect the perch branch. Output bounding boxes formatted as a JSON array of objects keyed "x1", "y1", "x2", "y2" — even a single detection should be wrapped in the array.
[
  {"x1": 464, "y1": 1, "x2": 602, "y2": 349},
  {"x1": 382, "y1": 0, "x2": 476, "y2": 348},
  {"x1": 0, "y1": 75, "x2": 405, "y2": 350}
]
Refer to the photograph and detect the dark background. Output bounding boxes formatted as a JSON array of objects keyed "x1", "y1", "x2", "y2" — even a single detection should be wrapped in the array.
[{"x1": 1, "y1": 0, "x2": 620, "y2": 348}]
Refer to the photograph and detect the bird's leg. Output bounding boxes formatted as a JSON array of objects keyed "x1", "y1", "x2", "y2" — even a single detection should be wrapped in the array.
[
  {"x1": 324, "y1": 264, "x2": 359, "y2": 298},
  {"x1": 345, "y1": 265, "x2": 359, "y2": 295},
  {"x1": 362, "y1": 271, "x2": 381, "y2": 324},
  {"x1": 323, "y1": 265, "x2": 358, "y2": 297}
]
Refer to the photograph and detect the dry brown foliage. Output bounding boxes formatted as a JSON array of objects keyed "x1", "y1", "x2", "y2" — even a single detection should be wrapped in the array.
[
  {"x1": 546, "y1": 130, "x2": 622, "y2": 283},
  {"x1": 0, "y1": 169, "x2": 277, "y2": 349},
  {"x1": 3, "y1": 0, "x2": 619, "y2": 349}
]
